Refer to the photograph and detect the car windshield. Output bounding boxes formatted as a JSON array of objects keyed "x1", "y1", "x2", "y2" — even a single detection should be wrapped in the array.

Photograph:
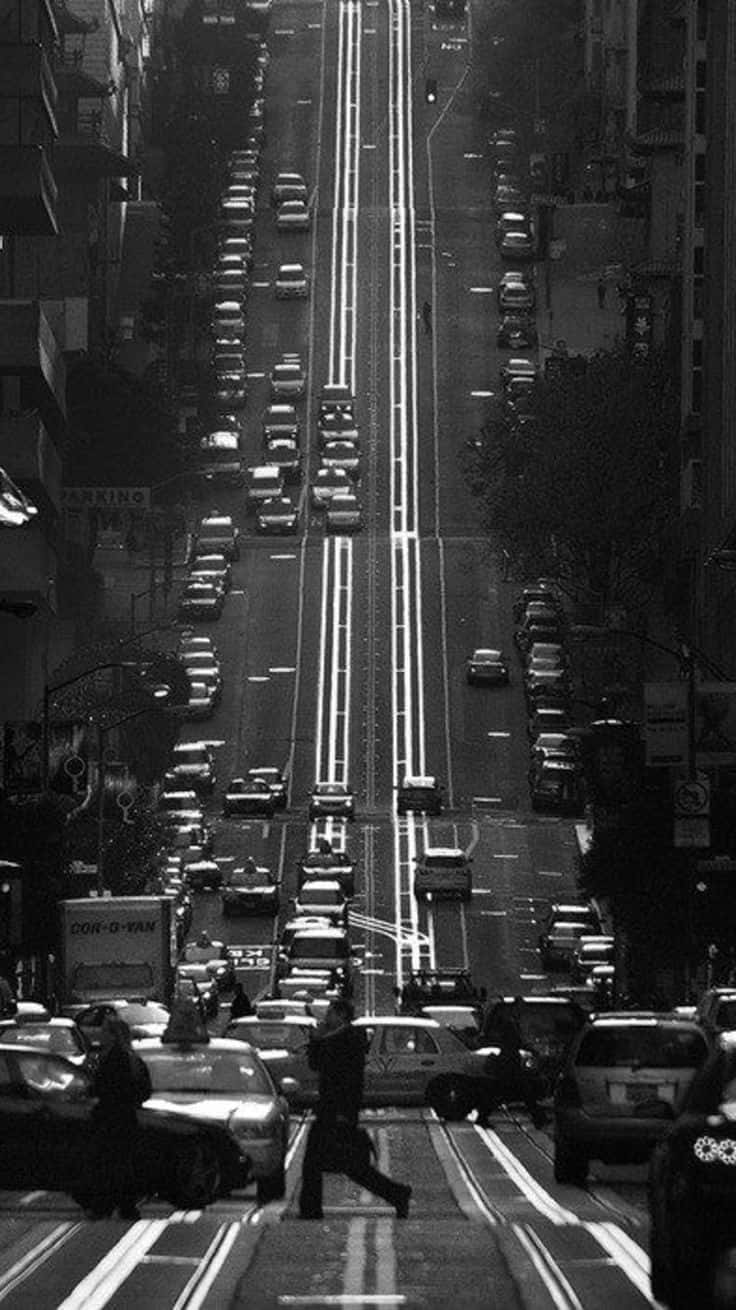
[
  {"x1": 715, "y1": 1001, "x2": 736, "y2": 1028},
  {"x1": 228, "y1": 869, "x2": 270, "y2": 888},
  {"x1": 142, "y1": 1048, "x2": 273, "y2": 1095},
  {"x1": 0, "y1": 1025, "x2": 82, "y2": 1058},
  {"x1": 576, "y1": 1026, "x2": 707, "y2": 1069},
  {"x1": 317, "y1": 784, "x2": 346, "y2": 796},
  {"x1": 301, "y1": 886, "x2": 341, "y2": 906},
  {"x1": 291, "y1": 938, "x2": 347, "y2": 960},
  {"x1": 230, "y1": 1022, "x2": 310, "y2": 1051}
]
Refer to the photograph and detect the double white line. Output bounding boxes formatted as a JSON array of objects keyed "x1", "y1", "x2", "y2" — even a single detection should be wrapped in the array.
[
  {"x1": 312, "y1": 0, "x2": 361, "y2": 834},
  {"x1": 388, "y1": 0, "x2": 432, "y2": 982}
]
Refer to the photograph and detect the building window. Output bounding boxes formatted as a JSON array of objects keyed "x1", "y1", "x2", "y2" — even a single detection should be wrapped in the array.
[
  {"x1": 692, "y1": 339, "x2": 703, "y2": 415},
  {"x1": 696, "y1": 0, "x2": 707, "y2": 42},
  {"x1": 693, "y1": 244, "x2": 704, "y2": 318},
  {"x1": 694, "y1": 153, "x2": 706, "y2": 221},
  {"x1": 696, "y1": 62, "x2": 707, "y2": 135}
]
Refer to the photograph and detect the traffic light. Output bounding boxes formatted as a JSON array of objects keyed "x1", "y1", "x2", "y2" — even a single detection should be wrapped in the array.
[{"x1": 425, "y1": 78, "x2": 437, "y2": 105}]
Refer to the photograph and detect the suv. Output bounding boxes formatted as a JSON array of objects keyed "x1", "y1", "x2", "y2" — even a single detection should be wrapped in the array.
[
  {"x1": 285, "y1": 927, "x2": 353, "y2": 994},
  {"x1": 414, "y1": 848, "x2": 472, "y2": 902},
  {"x1": 396, "y1": 775, "x2": 443, "y2": 816},
  {"x1": 553, "y1": 1011, "x2": 709, "y2": 1184},
  {"x1": 481, "y1": 995, "x2": 587, "y2": 1092}
]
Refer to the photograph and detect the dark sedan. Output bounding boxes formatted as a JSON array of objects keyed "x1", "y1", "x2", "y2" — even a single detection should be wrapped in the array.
[
  {"x1": 0, "y1": 1044, "x2": 241, "y2": 1208},
  {"x1": 650, "y1": 1036, "x2": 736, "y2": 1308}
]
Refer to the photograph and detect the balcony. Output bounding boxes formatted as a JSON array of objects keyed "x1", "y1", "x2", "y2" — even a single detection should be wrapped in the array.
[
  {"x1": 0, "y1": 301, "x2": 66, "y2": 432},
  {"x1": 0, "y1": 521, "x2": 57, "y2": 614},
  {"x1": 55, "y1": 106, "x2": 139, "y2": 180},
  {"x1": 0, "y1": 144, "x2": 58, "y2": 234},
  {"x1": 0, "y1": 40, "x2": 59, "y2": 129},
  {"x1": 0, "y1": 411, "x2": 62, "y2": 517}
]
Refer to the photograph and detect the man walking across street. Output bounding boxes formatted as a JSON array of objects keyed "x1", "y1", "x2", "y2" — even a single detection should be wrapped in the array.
[
  {"x1": 421, "y1": 299, "x2": 433, "y2": 335},
  {"x1": 299, "y1": 998, "x2": 412, "y2": 1219},
  {"x1": 476, "y1": 997, "x2": 547, "y2": 1129}
]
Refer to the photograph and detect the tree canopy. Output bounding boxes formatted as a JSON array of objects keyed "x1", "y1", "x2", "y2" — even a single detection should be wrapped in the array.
[{"x1": 464, "y1": 347, "x2": 678, "y2": 614}]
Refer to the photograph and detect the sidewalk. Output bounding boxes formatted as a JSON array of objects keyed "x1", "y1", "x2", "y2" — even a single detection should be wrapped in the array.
[
  {"x1": 537, "y1": 202, "x2": 648, "y2": 359},
  {"x1": 92, "y1": 535, "x2": 191, "y2": 643}
]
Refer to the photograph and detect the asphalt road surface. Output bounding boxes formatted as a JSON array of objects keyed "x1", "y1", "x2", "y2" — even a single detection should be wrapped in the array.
[{"x1": 0, "y1": 2, "x2": 656, "y2": 1307}]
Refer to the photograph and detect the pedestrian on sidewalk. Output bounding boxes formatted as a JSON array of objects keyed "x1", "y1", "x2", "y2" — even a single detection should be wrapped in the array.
[
  {"x1": 298, "y1": 998, "x2": 412, "y2": 1219},
  {"x1": 596, "y1": 277, "x2": 607, "y2": 309},
  {"x1": 421, "y1": 300, "x2": 433, "y2": 336}
]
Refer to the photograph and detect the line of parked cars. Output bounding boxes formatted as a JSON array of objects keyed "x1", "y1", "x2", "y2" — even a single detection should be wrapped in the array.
[{"x1": 490, "y1": 127, "x2": 541, "y2": 411}]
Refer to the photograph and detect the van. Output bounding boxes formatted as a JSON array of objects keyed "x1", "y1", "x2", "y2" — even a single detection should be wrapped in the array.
[{"x1": 414, "y1": 847, "x2": 472, "y2": 901}]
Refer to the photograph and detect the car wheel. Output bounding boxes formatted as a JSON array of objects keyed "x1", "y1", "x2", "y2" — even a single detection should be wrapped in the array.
[
  {"x1": 553, "y1": 1139, "x2": 588, "y2": 1186},
  {"x1": 169, "y1": 1138, "x2": 222, "y2": 1208},
  {"x1": 425, "y1": 1074, "x2": 475, "y2": 1122},
  {"x1": 256, "y1": 1164, "x2": 286, "y2": 1204}
]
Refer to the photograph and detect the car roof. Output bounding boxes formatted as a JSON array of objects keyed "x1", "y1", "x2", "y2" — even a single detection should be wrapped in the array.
[
  {"x1": 292, "y1": 927, "x2": 348, "y2": 940},
  {"x1": 135, "y1": 1036, "x2": 254, "y2": 1052},
  {"x1": 472, "y1": 649, "x2": 503, "y2": 658},
  {"x1": 232, "y1": 1014, "x2": 317, "y2": 1027},
  {"x1": 354, "y1": 1016, "x2": 441, "y2": 1029},
  {"x1": 299, "y1": 878, "x2": 345, "y2": 892},
  {"x1": 421, "y1": 846, "x2": 466, "y2": 857},
  {"x1": 401, "y1": 774, "x2": 437, "y2": 786}
]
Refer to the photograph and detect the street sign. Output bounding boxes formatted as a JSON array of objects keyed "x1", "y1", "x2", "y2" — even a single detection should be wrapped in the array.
[
  {"x1": 644, "y1": 681, "x2": 689, "y2": 767},
  {"x1": 63, "y1": 487, "x2": 152, "y2": 510},
  {"x1": 674, "y1": 777, "x2": 710, "y2": 816}
]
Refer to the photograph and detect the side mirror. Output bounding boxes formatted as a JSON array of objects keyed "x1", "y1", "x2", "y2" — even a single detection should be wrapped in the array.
[{"x1": 280, "y1": 1077, "x2": 299, "y2": 1096}]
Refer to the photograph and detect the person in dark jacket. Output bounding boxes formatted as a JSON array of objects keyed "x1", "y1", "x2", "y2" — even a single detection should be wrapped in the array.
[
  {"x1": 298, "y1": 998, "x2": 412, "y2": 1219},
  {"x1": 230, "y1": 982, "x2": 253, "y2": 1020},
  {"x1": 87, "y1": 1016, "x2": 152, "y2": 1219},
  {"x1": 476, "y1": 998, "x2": 547, "y2": 1128}
]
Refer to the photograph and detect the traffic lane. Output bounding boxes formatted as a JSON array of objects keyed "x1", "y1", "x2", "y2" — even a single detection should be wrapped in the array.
[
  {"x1": 226, "y1": 1112, "x2": 652, "y2": 1310},
  {"x1": 230, "y1": 1114, "x2": 524, "y2": 1310}
]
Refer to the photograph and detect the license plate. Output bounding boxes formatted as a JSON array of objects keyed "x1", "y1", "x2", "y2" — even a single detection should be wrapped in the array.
[{"x1": 626, "y1": 1084, "x2": 659, "y2": 1104}]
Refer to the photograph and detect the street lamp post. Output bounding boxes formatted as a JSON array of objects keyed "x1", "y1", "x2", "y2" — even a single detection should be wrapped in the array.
[
  {"x1": 93, "y1": 689, "x2": 170, "y2": 895},
  {"x1": 41, "y1": 661, "x2": 144, "y2": 794}
]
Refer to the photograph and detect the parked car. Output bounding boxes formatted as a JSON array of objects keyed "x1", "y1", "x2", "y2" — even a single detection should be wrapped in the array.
[
  {"x1": 168, "y1": 742, "x2": 216, "y2": 795},
  {"x1": 325, "y1": 492, "x2": 363, "y2": 533},
  {"x1": 276, "y1": 199, "x2": 311, "y2": 231},
  {"x1": 497, "y1": 314, "x2": 538, "y2": 349},
  {"x1": 275, "y1": 263, "x2": 309, "y2": 298},
  {"x1": 553, "y1": 1011, "x2": 709, "y2": 1184},
  {"x1": 649, "y1": 1034, "x2": 736, "y2": 1306}
]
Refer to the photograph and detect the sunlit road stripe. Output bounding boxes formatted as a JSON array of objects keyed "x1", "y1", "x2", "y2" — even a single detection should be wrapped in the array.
[
  {"x1": 512, "y1": 1224, "x2": 583, "y2": 1310},
  {"x1": 170, "y1": 1221, "x2": 240, "y2": 1310},
  {"x1": 56, "y1": 1219, "x2": 168, "y2": 1310},
  {"x1": 389, "y1": 0, "x2": 430, "y2": 984},
  {"x1": 0, "y1": 1222, "x2": 81, "y2": 1304},
  {"x1": 479, "y1": 1128, "x2": 579, "y2": 1226},
  {"x1": 584, "y1": 1221, "x2": 653, "y2": 1302}
]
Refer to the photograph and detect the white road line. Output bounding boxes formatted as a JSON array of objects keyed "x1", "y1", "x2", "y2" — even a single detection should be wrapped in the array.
[
  {"x1": 512, "y1": 1224, "x2": 582, "y2": 1310},
  {"x1": 479, "y1": 1128, "x2": 579, "y2": 1226},
  {"x1": 171, "y1": 1222, "x2": 241, "y2": 1310},
  {"x1": 584, "y1": 1221, "x2": 653, "y2": 1301},
  {"x1": 56, "y1": 1220, "x2": 168, "y2": 1310},
  {"x1": 0, "y1": 1223, "x2": 80, "y2": 1303}
]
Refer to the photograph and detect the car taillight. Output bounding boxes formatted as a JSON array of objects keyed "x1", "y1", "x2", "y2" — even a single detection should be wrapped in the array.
[{"x1": 555, "y1": 1074, "x2": 582, "y2": 1109}]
